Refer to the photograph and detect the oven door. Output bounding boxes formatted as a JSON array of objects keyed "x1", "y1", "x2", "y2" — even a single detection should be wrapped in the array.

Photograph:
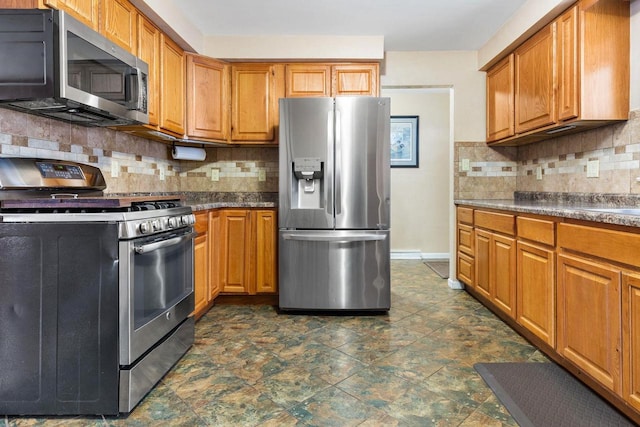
[{"x1": 119, "y1": 227, "x2": 194, "y2": 366}]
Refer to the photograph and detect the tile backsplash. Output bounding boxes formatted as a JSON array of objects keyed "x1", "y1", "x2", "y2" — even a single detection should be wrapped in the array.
[
  {"x1": 0, "y1": 108, "x2": 278, "y2": 194},
  {"x1": 4, "y1": 106, "x2": 639, "y2": 200},
  {"x1": 455, "y1": 110, "x2": 640, "y2": 199}
]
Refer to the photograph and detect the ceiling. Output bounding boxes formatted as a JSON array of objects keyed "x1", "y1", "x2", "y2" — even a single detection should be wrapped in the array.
[{"x1": 171, "y1": 0, "x2": 528, "y2": 51}]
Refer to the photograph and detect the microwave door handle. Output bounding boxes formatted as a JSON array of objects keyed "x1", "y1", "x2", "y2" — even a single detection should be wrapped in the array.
[
  {"x1": 135, "y1": 67, "x2": 146, "y2": 112},
  {"x1": 134, "y1": 231, "x2": 195, "y2": 254},
  {"x1": 125, "y1": 67, "x2": 145, "y2": 111}
]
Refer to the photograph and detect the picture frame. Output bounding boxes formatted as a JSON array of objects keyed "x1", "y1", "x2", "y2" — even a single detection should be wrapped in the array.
[{"x1": 390, "y1": 115, "x2": 419, "y2": 168}]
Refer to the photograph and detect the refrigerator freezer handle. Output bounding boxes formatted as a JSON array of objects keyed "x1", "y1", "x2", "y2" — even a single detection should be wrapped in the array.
[
  {"x1": 281, "y1": 232, "x2": 386, "y2": 242},
  {"x1": 327, "y1": 110, "x2": 334, "y2": 217},
  {"x1": 334, "y1": 109, "x2": 341, "y2": 216}
]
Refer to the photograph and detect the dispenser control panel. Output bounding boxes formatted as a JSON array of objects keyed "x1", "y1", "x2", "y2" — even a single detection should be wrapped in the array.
[{"x1": 293, "y1": 158, "x2": 323, "y2": 180}]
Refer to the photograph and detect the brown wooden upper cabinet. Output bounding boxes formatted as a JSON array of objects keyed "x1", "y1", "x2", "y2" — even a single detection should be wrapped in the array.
[
  {"x1": 230, "y1": 63, "x2": 281, "y2": 143},
  {"x1": 285, "y1": 63, "x2": 379, "y2": 97},
  {"x1": 186, "y1": 54, "x2": 229, "y2": 142},
  {"x1": 159, "y1": 33, "x2": 186, "y2": 136},
  {"x1": 514, "y1": 22, "x2": 556, "y2": 134},
  {"x1": 136, "y1": 13, "x2": 160, "y2": 127},
  {"x1": 486, "y1": 0, "x2": 629, "y2": 146},
  {"x1": 43, "y1": 0, "x2": 99, "y2": 30},
  {"x1": 486, "y1": 55, "x2": 514, "y2": 142},
  {"x1": 100, "y1": 0, "x2": 137, "y2": 52}
]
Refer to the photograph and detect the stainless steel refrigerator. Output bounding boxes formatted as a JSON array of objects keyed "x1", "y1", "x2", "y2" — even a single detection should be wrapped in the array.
[{"x1": 278, "y1": 97, "x2": 391, "y2": 311}]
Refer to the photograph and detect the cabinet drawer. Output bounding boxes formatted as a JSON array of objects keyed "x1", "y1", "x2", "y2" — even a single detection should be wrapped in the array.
[
  {"x1": 517, "y1": 216, "x2": 555, "y2": 246},
  {"x1": 475, "y1": 210, "x2": 515, "y2": 236},
  {"x1": 457, "y1": 206, "x2": 474, "y2": 225},
  {"x1": 457, "y1": 251, "x2": 474, "y2": 287},
  {"x1": 558, "y1": 223, "x2": 640, "y2": 267},
  {"x1": 458, "y1": 223, "x2": 474, "y2": 255}
]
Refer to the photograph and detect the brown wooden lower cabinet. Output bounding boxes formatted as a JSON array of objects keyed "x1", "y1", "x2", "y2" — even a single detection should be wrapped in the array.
[
  {"x1": 193, "y1": 211, "x2": 213, "y2": 319},
  {"x1": 516, "y1": 240, "x2": 555, "y2": 347},
  {"x1": 473, "y1": 227, "x2": 516, "y2": 319},
  {"x1": 216, "y1": 208, "x2": 278, "y2": 295},
  {"x1": 623, "y1": 272, "x2": 640, "y2": 412},
  {"x1": 192, "y1": 207, "x2": 277, "y2": 318},
  {"x1": 457, "y1": 205, "x2": 640, "y2": 422},
  {"x1": 557, "y1": 253, "x2": 622, "y2": 394}
]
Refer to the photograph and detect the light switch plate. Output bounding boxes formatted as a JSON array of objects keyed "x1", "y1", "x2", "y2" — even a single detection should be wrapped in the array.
[
  {"x1": 536, "y1": 166, "x2": 542, "y2": 180},
  {"x1": 111, "y1": 160, "x2": 119, "y2": 178},
  {"x1": 587, "y1": 160, "x2": 599, "y2": 178},
  {"x1": 159, "y1": 168, "x2": 165, "y2": 181},
  {"x1": 211, "y1": 169, "x2": 219, "y2": 181},
  {"x1": 461, "y1": 158, "x2": 470, "y2": 172},
  {"x1": 258, "y1": 170, "x2": 266, "y2": 182}
]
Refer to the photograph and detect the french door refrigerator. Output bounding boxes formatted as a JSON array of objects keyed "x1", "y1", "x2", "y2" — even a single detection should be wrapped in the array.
[{"x1": 278, "y1": 97, "x2": 391, "y2": 311}]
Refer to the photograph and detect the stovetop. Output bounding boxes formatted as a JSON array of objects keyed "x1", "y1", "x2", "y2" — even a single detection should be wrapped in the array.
[{"x1": 0, "y1": 195, "x2": 184, "y2": 213}]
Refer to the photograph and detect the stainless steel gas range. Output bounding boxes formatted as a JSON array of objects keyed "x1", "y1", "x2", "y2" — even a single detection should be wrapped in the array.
[{"x1": 0, "y1": 158, "x2": 195, "y2": 415}]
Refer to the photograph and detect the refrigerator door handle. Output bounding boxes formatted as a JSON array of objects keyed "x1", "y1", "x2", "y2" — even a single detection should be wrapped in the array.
[
  {"x1": 326, "y1": 110, "x2": 334, "y2": 217},
  {"x1": 334, "y1": 109, "x2": 342, "y2": 216},
  {"x1": 281, "y1": 232, "x2": 386, "y2": 242}
]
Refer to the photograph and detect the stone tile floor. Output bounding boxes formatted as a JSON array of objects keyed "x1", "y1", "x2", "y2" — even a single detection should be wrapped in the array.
[{"x1": 4, "y1": 260, "x2": 548, "y2": 426}]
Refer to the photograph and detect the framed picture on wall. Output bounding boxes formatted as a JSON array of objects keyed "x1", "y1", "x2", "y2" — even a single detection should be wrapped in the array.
[{"x1": 390, "y1": 115, "x2": 419, "y2": 168}]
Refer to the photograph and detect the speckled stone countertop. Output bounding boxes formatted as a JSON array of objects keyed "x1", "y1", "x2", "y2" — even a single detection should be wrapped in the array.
[
  {"x1": 456, "y1": 192, "x2": 640, "y2": 228},
  {"x1": 185, "y1": 192, "x2": 278, "y2": 211},
  {"x1": 108, "y1": 192, "x2": 277, "y2": 211}
]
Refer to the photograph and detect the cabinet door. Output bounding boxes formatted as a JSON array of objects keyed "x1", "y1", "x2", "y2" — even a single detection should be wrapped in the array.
[
  {"x1": 514, "y1": 23, "x2": 556, "y2": 133},
  {"x1": 557, "y1": 5, "x2": 578, "y2": 122},
  {"x1": 186, "y1": 54, "x2": 229, "y2": 141},
  {"x1": 100, "y1": 0, "x2": 137, "y2": 52},
  {"x1": 160, "y1": 34, "x2": 185, "y2": 136},
  {"x1": 44, "y1": 0, "x2": 99, "y2": 30},
  {"x1": 193, "y1": 233, "x2": 208, "y2": 318},
  {"x1": 557, "y1": 253, "x2": 621, "y2": 393},
  {"x1": 474, "y1": 229, "x2": 491, "y2": 299},
  {"x1": 486, "y1": 54, "x2": 514, "y2": 142},
  {"x1": 193, "y1": 211, "x2": 209, "y2": 319},
  {"x1": 457, "y1": 251, "x2": 474, "y2": 287},
  {"x1": 492, "y1": 233, "x2": 516, "y2": 318},
  {"x1": 623, "y1": 272, "x2": 640, "y2": 411},
  {"x1": 136, "y1": 13, "x2": 160, "y2": 126},
  {"x1": 230, "y1": 64, "x2": 278, "y2": 142},
  {"x1": 220, "y1": 210, "x2": 251, "y2": 293},
  {"x1": 285, "y1": 64, "x2": 331, "y2": 97},
  {"x1": 254, "y1": 209, "x2": 277, "y2": 293},
  {"x1": 332, "y1": 64, "x2": 379, "y2": 96},
  {"x1": 208, "y1": 210, "x2": 221, "y2": 301},
  {"x1": 517, "y1": 241, "x2": 555, "y2": 346}
]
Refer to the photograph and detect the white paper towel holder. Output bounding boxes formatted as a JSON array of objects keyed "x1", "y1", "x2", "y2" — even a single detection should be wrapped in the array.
[{"x1": 171, "y1": 144, "x2": 207, "y2": 161}]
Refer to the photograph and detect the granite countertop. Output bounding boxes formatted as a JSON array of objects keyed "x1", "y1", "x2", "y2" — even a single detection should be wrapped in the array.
[
  {"x1": 184, "y1": 192, "x2": 278, "y2": 211},
  {"x1": 455, "y1": 192, "x2": 640, "y2": 228},
  {"x1": 106, "y1": 192, "x2": 278, "y2": 211}
]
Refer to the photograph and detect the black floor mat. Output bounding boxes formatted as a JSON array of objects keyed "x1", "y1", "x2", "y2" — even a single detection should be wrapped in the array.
[{"x1": 475, "y1": 362, "x2": 635, "y2": 427}]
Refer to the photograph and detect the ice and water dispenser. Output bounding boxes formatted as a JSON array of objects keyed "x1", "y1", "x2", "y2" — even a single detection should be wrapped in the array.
[{"x1": 291, "y1": 157, "x2": 324, "y2": 209}]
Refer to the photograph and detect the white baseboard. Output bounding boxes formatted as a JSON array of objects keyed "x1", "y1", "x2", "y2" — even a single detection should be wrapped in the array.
[
  {"x1": 390, "y1": 251, "x2": 450, "y2": 260},
  {"x1": 448, "y1": 278, "x2": 464, "y2": 290}
]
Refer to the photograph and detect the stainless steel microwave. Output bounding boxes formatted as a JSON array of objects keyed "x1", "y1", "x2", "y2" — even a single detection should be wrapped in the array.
[{"x1": 0, "y1": 9, "x2": 148, "y2": 127}]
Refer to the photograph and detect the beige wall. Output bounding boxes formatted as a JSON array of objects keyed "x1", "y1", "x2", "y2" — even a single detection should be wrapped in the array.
[{"x1": 382, "y1": 89, "x2": 450, "y2": 258}]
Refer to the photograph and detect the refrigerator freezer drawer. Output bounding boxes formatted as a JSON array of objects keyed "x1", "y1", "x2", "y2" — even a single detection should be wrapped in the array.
[{"x1": 279, "y1": 230, "x2": 390, "y2": 311}]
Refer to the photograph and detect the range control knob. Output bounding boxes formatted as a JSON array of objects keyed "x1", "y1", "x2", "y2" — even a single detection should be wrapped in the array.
[
  {"x1": 181, "y1": 215, "x2": 191, "y2": 226},
  {"x1": 168, "y1": 217, "x2": 178, "y2": 228},
  {"x1": 151, "y1": 220, "x2": 161, "y2": 231},
  {"x1": 139, "y1": 221, "x2": 151, "y2": 234}
]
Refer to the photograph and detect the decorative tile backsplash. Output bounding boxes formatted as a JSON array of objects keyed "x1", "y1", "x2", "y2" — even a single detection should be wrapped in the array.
[
  {"x1": 455, "y1": 110, "x2": 640, "y2": 199},
  {"x1": 3, "y1": 106, "x2": 640, "y2": 200},
  {"x1": 0, "y1": 108, "x2": 278, "y2": 194}
]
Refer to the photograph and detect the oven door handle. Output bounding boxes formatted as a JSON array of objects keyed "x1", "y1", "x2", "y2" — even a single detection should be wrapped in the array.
[{"x1": 134, "y1": 231, "x2": 195, "y2": 254}]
